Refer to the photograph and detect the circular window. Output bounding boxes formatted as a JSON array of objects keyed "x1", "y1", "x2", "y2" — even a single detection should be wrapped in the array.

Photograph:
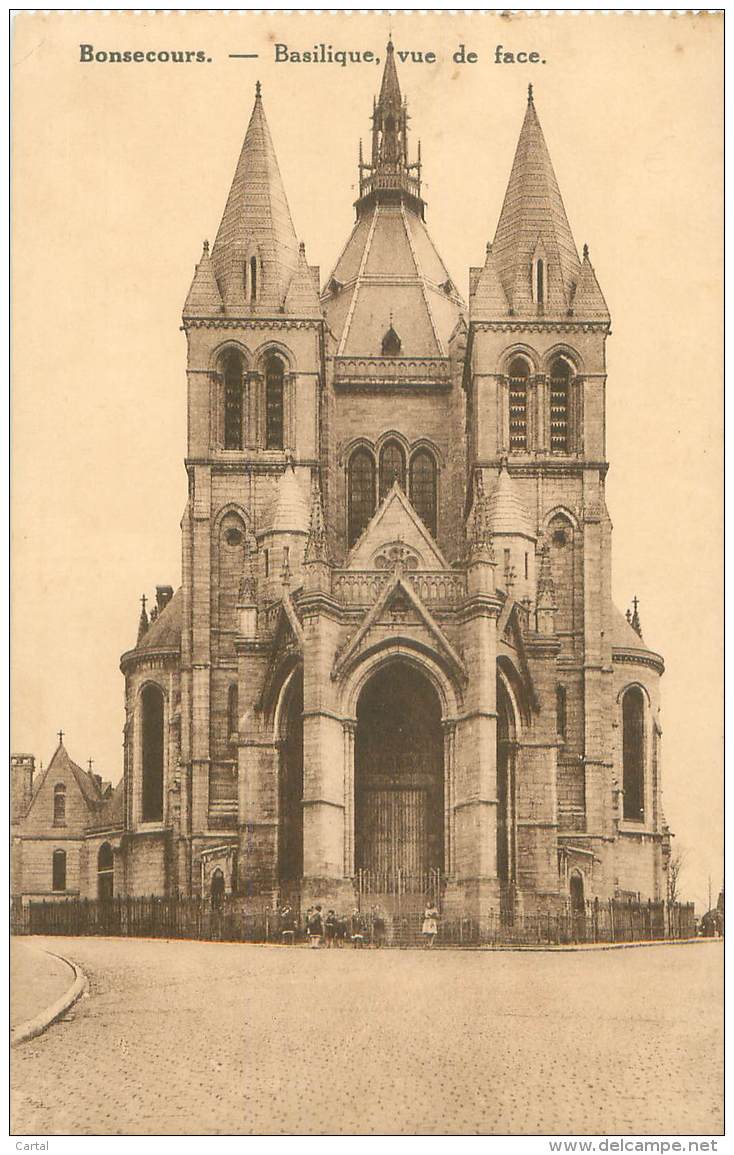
[{"x1": 225, "y1": 528, "x2": 244, "y2": 547}]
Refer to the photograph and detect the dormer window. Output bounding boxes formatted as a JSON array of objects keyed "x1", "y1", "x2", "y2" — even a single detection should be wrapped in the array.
[{"x1": 381, "y1": 326, "x2": 401, "y2": 356}]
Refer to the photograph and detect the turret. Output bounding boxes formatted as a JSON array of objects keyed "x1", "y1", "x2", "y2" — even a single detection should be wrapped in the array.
[
  {"x1": 256, "y1": 459, "x2": 310, "y2": 601},
  {"x1": 485, "y1": 463, "x2": 536, "y2": 603}
]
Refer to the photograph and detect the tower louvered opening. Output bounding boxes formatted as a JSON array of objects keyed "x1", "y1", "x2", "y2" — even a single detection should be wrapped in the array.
[
  {"x1": 550, "y1": 358, "x2": 571, "y2": 453},
  {"x1": 508, "y1": 358, "x2": 530, "y2": 451}
]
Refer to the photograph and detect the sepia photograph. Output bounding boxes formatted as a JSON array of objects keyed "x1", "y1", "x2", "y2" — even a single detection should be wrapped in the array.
[{"x1": 10, "y1": 10, "x2": 723, "y2": 1139}]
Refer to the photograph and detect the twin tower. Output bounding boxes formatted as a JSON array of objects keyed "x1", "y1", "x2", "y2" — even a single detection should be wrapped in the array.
[{"x1": 119, "y1": 43, "x2": 670, "y2": 918}]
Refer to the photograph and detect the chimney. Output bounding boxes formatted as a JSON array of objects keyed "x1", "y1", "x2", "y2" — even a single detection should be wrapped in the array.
[
  {"x1": 156, "y1": 585, "x2": 174, "y2": 613},
  {"x1": 11, "y1": 754, "x2": 35, "y2": 823}
]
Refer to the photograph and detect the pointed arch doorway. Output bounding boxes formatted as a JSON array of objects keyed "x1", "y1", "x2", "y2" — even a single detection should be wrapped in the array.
[{"x1": 355, "y1": 662, "x2": 444, "y2": 886}]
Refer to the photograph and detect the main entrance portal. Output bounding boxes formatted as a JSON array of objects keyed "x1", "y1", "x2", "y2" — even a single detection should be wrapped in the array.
[{"x1": 355, "y1": 663, "x2": 444, "y2": 881}]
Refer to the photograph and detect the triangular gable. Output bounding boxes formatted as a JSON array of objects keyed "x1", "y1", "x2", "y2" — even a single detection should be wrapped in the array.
[
  {"x1": 348, "y1": 482, "x2": 449, "y2": 571},
  {"x1": 332, "y1": 570, "x2": 467, "y2": 686},
  {"x1": 25, "y1": 743, "x2": 103, "y2": 825}
]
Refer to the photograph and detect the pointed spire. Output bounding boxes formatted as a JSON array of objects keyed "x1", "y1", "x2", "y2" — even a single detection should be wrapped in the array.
[
  {"x1": 630, "y1": 595, "x2": 643, "y2": 638},
  {"x1": 211, "y1": 87, "x2": 301, "y2": 311},
  {"x1": 492, "y1": 91, "x2": 582, "y2": 316},
  {"x1": 535, "y1": 538, "x2": 557, "y2": 635},
  {"x1": 357, "y1": 40, "x2": 421, "y2": 206},
  {"x1": 183, "y1": 238, "x2": 223, "y2": 317},
  {"x1": 470, "y1": 241, "x2": 510, "y2": 320},
  {"x1": 571, "y1": 241, "x2": 611, "y2": 321},
  {"x1": 304, "y1": 474, "x2": 329, "y2": 565},
  {"x1": 238, "y1": 541, "x2": 258, "y2": 606},
  {"x1": 137, "y1": 594, "x2": 149, "y2": 643}
]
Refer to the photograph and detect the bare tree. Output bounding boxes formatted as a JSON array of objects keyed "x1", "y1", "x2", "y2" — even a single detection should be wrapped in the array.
[{"x1": 667, "y1": 847, "x2": 687, "y2": 904}]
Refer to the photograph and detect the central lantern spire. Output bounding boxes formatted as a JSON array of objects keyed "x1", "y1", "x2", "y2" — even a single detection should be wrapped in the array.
[{"x1": 357, "y1": 40, "x2": 422, "y2": 214}]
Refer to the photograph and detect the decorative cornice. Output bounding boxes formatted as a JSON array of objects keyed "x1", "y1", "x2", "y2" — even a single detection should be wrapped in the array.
[
  {"x1": 612, "y1": 647, "x2": 665, "y2": 675},
  {"x1": 471, "y1": 321, "x2": 610, "y2": 334},
  {"x1": 183, "y1": 318, "x2": 322, "y2": 331}
]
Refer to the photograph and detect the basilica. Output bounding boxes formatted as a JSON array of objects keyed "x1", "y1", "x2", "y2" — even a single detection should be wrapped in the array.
[{"x1": 13, "y1": 45, "x2": 671, "y2": 919}]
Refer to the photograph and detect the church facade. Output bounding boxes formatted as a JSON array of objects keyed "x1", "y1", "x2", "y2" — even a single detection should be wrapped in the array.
[{"x1": 107, "y1": 47, "x2": 670, "y2": 919}]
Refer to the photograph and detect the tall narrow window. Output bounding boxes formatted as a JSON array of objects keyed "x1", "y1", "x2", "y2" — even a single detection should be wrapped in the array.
[
  {"x1": 379, "y1": 441, "x2": 406, "y2": 501},
  {"x1": 409, "y1": 449, "x2": 438, "y2": 536},
  {"x1": 53, "y1": 784, "x2": 66, "y2": 826},
  {"x1": 141, "y1": 684, "x2": 164, "y2": 822},
  {"x1": 223, "y1": 350, "x2": 244, "y2": 450},
  {"x1": 622, "y1": 687, "x2": 645, "y2": 822},
  {"x1": 97, "y1": 842, "x2": 114, "y2": 900},
  {"x1": 52, "y1": 849, "x2": 66, "y2": 892},
  {"x1": 348, "y1": 448, "x2": 376, "y2": 547},
  {"x1": 265, "y1": 355, "x2": 285, "y2": 450},
  {"x1": 228, "y1": 685, "x2": 238, "y2": 739},
  {"x1": 535, "y1": 258, "x2": 545, "y2": 306},
  {"x1": 249, "y1": 256, "x2": 258, "y2": 304},
  {"x1": 550, "y1": 357, "x2": 571, "y2": 453},
  {"x1": 556, "y1": 685, "x2": 567, "y2": 740},
  {"x1": 508, "y1": 357, "x2": 529, "y2": 452}
]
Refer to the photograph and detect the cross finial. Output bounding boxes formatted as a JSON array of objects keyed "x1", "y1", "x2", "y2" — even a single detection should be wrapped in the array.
[
  {"x1": 141, "y1": 594, "x2": 147, "y2": 612},
  {"x1": 632, "y1": 595, "x2": 639, "y2": 615},
  {"x1": 528, "y1": 83, "x2": 534, "y2": 104},
  {"x1": 57, "y1": 729, "x2": 64, "y2": 745},
  {"x1": 88, "y1": 758, "x2": 94, "y2": 773},
  {"x1": 583, "y1": 242, "x2": 589, "y2": 260},
  {"x1": 203, "y1": 239, "x2": 209, "y2": 255},
  {"x1": 255, "y1": 80, "x2": 261, "y2": 98}
]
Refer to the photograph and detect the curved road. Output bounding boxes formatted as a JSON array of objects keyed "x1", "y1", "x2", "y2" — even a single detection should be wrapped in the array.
[{"x1": 11, "y1": 937, "x2": 723, "y2": 1135}]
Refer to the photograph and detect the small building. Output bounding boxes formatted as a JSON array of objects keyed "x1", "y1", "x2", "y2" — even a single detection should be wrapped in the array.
[{"x1": 11, "y1": 739, "x2": 124, "y2": 902}]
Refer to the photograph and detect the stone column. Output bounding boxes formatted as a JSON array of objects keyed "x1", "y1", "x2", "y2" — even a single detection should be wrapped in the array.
[{"x1": 343, "y1": 720, "x2": 356, "y2": 876}]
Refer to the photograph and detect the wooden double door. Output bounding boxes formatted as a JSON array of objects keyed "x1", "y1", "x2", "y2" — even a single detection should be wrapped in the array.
[{"x1": 355, "y1": 663, "x2": 444, "y2": 879}]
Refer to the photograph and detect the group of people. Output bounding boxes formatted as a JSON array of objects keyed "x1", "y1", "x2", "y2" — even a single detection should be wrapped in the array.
[{"x1": 276, "y1": 903, "x2": 441, "y2": 948}]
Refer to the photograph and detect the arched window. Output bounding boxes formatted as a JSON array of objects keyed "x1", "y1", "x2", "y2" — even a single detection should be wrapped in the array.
[
  {"x1": 548, "y1": 513, "x2": 575, "y2": 635},
  {"x1": 211, "y1": 867, "x2": 225, "y2": 910},
  {"x1": 379, "y1": 440, "x2": 406, "y2": 501},
  {"x1": 222, "y1": 349, "x2": 244, "y2": 450},
  {"x1": 141, "y1": 684, "x2": 164, "y2": 823},
  {"x1": 570, "y1": 871, "x2": 584, "y2": 913},
  {"x1": 97, "y1": 842, "x2": 114, "y2": 900},
  {"x1": 550, "y1": 357, "x2": 572, "y2": 453},
  {"x1": 52, "y1": 849, "x2": 66, "y2": 892},
  {"x1": 410, "y1": 449, "x2": 438, "y2": 536},
  {"x1": 249, "y1": 256, "x2": 258, "y2": 304},
  {"x1": 228, "y1": 684, "x2": 238, "y2": 740},
  {"x1": 265, "y1": 355, "x2": 285, "y2": 450},
  {"x1": 622, "y1": 687, "x2": 645, "y2": 822},
  {"x1": 508, "y1": 357, "x2": 529, "y2": 452},
  {"x1": 53, "y1": 784, "x2": 66, "y2": 826},
  {"x1": 348, "y1": 448, "x2": 376, "y2": 547},
  {"x1": 556, "y1": 685, "x2": 567, "y2": 740}
]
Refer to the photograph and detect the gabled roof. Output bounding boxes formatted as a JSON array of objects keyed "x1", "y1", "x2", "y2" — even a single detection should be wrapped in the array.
[
  {"x1": 27, "y1": 741, "x2": 105, "y2": 818},
  {"x1": 183, "y1": 241, "x2": 223, "y2": 316},
  {"x1": 209, "y1": 86, "x2": 305, "y2": 313},
  {"x1": 610, "y1": 604, "x2": 650, "y2": 650},
  {"x1": 491, "y1": 92, "x2": 582, "y2": 317},
  {"x1": 571, "y1": 247, "x2": 610, "y2": 321},
  {"x1": 87, "y1": 779, "x2": 124, "y2": 832},
  {"x1": 348, "y1": 481, "x2": 449, "y2": 571}
]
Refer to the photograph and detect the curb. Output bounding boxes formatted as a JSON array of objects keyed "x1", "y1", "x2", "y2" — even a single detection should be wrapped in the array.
[{"x1": 11, "y1": 950, "x2": 88, "y2": 1047}]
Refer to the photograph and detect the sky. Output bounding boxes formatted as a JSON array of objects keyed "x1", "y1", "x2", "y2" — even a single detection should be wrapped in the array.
[{"x1": 12, "y1": 12, "x2": 723, "y2": 913}]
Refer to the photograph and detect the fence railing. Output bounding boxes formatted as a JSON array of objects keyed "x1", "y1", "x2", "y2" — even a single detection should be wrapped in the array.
[{"x1": 11, "y1": 894, "x2": 696, "y2": 948}]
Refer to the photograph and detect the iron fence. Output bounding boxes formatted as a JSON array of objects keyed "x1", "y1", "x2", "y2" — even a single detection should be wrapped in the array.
[{"x1": 11, "y1": 893, "x2": 695, "y2": 947}]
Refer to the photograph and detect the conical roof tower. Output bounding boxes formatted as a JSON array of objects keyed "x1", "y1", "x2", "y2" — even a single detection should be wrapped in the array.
[{"x1": 184, "y1": 83, "x2": 319, "y2": 318}]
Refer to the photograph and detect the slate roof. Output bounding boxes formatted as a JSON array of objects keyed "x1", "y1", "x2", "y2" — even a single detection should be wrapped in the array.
[
  {"x1": 323, "y1": 202, "x2": 465, "y2": 356},
  {"x1": 28, "y1": 741, "x2": 105, "y2": 813},
  {"x1": 262, "y1": 465, "x2": 310, "y2": 535},
  {"x1": 136, "y1": 587, "x2": 183, "y2": 653},
  {"x1": 190, "y1": 87, "x2": 319, "y2": 317}
]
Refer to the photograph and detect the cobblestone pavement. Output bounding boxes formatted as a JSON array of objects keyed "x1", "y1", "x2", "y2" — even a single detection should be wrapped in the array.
[{"x1": 11, "y1": 937, "x2": 722, "y2": 1136}]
